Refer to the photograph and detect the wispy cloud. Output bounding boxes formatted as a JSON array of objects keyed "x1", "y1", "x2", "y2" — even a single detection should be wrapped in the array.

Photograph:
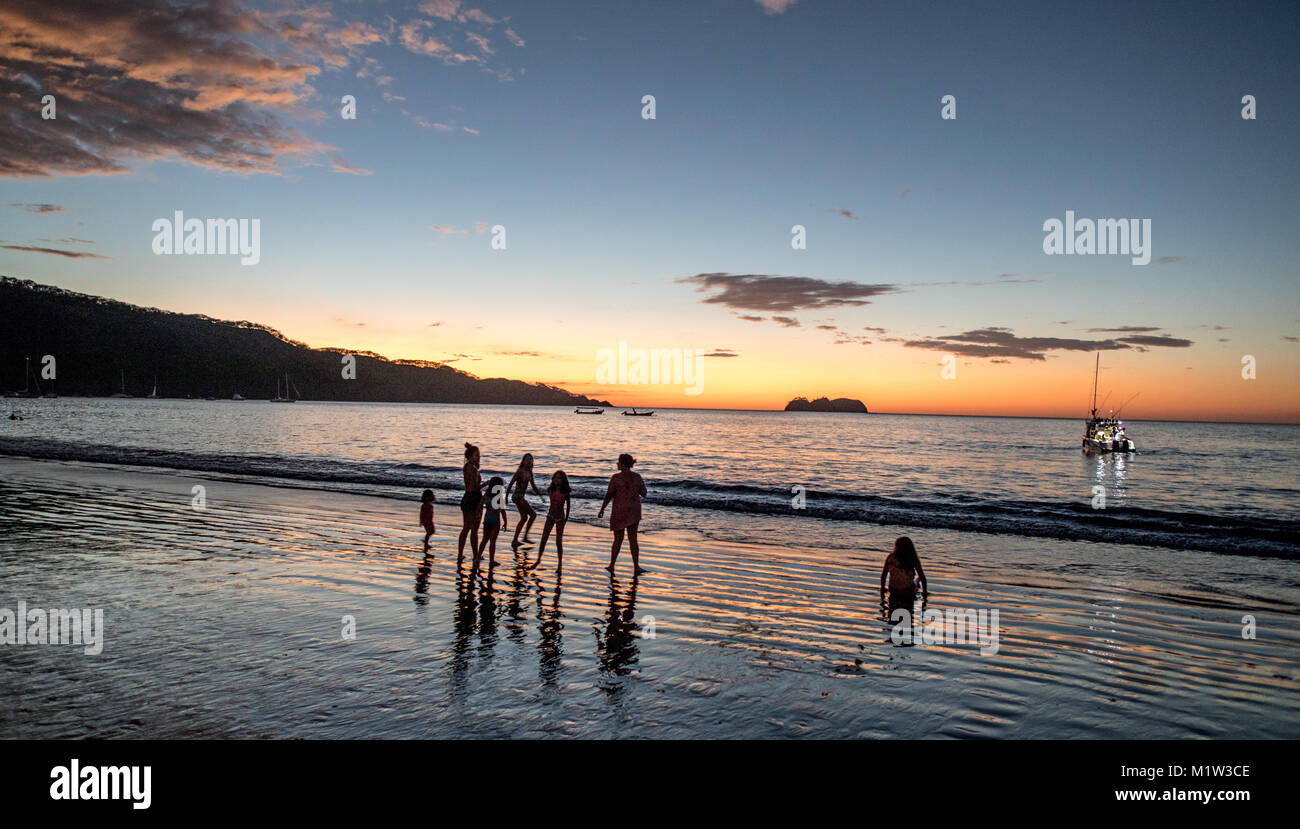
[
  {"x1": 1, "y1": 244, "x2": 107, "y2": 259},
  {"x1": 755, "y1": 0, "x2": 799, "y2": 14},
  {"x1": 7, "y1": 202, "x2": 63, "y2": 214}
]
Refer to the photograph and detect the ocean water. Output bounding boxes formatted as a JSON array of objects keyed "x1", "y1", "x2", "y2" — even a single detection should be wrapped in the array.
[{"x1": 1, "y1": 398, "x2": 1296, "y2": 557}]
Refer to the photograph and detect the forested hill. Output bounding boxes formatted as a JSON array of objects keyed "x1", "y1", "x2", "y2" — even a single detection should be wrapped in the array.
[{"x1": 0, "y1": 277, "x2": 610, "y2": 406}]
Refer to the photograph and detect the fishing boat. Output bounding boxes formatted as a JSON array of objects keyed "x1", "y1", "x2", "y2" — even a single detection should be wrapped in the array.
[
  {"x1": 622, "y1": 408, "x2": 654, "y2": 417},
  {"x1": 109, "y1": 369, "x2": 132, "y2": 398},
  {"x1": 1081, "y1": 354, "x2": 1135, "y2": 454},
  {"x1": 574, "y1": 406, "x2": 604, "y2": 414},
  {"x1": 5, "y1": 357, "x2": 41, "y2": 398},
  {"x1": 270, "y1": 374, "x2": 299, "y2": 403}
]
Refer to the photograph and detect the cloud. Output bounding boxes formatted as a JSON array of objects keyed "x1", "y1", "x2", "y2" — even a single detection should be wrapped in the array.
[
  {"x1": 493, "y1": 350, "x2": 541, "y2": 357},
  {"x1": 428, "y1": 321, "x2": 444, "y2": 327},
  {"x1": 460, "y1": 9, "x2": 499, "y2": 25},
  {"x1": 816, "y1": 324, "x2": 838, "y2": 331},
  {"x1": 904, "y1": 327, "x2": 1194, "y2": 360},
  {"x1": 505, "y1": 28, "x2": 525, "y2": 47},
  {"x1": 0, "y1": 0, "x2": 380, "y2": 178},
  {"x1": 862, "y1": 326, "x2": 887, "y2": 334},
  {"x1": 771, "y1": 316, "x2": 801, "y2": 328},
  {"x1": 462, "y1": 126, "x2": 480, "y2": 135},
  {"x1": 754, "y1": 0, "x2": 799, "y2": 13},
  {"x1": 701, "y1": 349, "x2": 740, "y2": 357},
  {"x1": 829, "y1": 207, "x2": 857, "y2": 220},
  {"x1": 1115, "y1": 334, "x2": 1193, "y2": 348},
  {"x1": 1280, "y1": 336, "x2": 1298, "y2": 343},
  {"x1": 466, "y1": 32, "x2": 494, "y2": 54},
  {"x1": 1, "y1": 244, "x2": 107, "y2": 259},
  {"x1": 330, "y1": 156, "x2": 372, "y2": 175},
  {"x1": 735, "y1": 314, "x2": 766, "y2": 322},
  {"x1": 8, "y1": 202, "x2": 62, "y2": 214},
  {"x1": 1086, "y1": 326, "x2": 1160, "y2": 333},
  {"x1": 680, "y1": 272, "x2": 899, "y2": 312},
  {"x1": 1157, "y1": 256, "x2": 1185, "y2": 264},
  {"x1": 420, "y1": 0, "x2": 461, "y2": 20}
]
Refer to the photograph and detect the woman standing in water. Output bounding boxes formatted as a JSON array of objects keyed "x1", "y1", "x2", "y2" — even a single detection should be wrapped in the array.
[
  {"x1": 457, "y1": 442, "x2": 485, "y2": 562},
  {"x1": 507, "y1": 453, "x2": 542, "y2": 548},
  {"x1": 598, "y1": 453, "x2": 647, "y2": 575}
]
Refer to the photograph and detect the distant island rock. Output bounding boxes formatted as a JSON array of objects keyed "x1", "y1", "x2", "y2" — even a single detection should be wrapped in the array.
[
  {"x1": 0, "y1": 276, "x2": 611, "y2": 407},
  {"x1": 784, "y1": 396, "x2": 868, "y2": 413}
]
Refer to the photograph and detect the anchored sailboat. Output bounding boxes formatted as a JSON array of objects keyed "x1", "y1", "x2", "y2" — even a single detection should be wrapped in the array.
[
  {"x1": 270, "y1": 373, "x2": 299, "y2": 403},
  {"x1": 4, "y1": 357, "x2": 41, "y2": 398},
  {"x1": 110, "y1": 369, "x2": 132, "y2": 398}
]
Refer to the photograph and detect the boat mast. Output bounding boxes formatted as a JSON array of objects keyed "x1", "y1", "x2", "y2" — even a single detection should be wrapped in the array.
[{"x1": 1090, "y1": 353, "x2": 1099, "y2": 418}]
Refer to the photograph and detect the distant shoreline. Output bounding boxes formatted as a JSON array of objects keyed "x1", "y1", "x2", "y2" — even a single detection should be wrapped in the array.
[{"x1": 6, "y1": 395, "x2": 1296, "y2": 425}]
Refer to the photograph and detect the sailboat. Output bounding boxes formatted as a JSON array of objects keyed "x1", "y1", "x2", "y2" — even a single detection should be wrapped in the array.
[
  {"x1": 1081, "y1": 354, "x2": 1135, "y2": 454},
  {"x1": 270, "y1": 373, "x2": 298, "y2": 403},
  {"x1": 5, "y1": 357, "x2": 41, "y2": 398},
  {"x1": 146, "y1": 374, "x2": 160, "y2": 399},
  {"x1": 110, "y1": 369, "x2": 132, "y2": 398}
]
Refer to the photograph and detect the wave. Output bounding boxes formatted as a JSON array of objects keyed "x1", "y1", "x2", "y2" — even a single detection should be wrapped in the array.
[{"x1": 2, "y1": 437, "x2": 1295, "y2": 558}]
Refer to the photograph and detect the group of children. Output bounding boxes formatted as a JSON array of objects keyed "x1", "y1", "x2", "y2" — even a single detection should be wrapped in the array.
[
  {"x1": 420, "y1": 450, "x2": 929, "y2": 604},
  {"x1": 420, "y1": 446, "x2": 572, "y2": 571}
]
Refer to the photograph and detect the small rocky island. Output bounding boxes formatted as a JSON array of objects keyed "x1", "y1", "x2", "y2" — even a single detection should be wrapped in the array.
[{"x1": 783, "y1": 396, "x2": 868, "y2": 413}]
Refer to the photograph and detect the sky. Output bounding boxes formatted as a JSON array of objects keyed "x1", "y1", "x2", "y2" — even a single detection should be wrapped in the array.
[{"x1": 1, "y1": 0, "x2": 1297, "y2": 421}]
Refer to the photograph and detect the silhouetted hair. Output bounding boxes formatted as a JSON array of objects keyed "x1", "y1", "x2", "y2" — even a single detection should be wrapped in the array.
[
  {"x1": 421, "y1": 489, "x2": 434, "y2": 502},
  {"x1": 518, "y1": 452, "x2": 533, "y2": 471},
  {"x1": 464, "y1": 442, "x2": 479, "y2": 460},
  {"x1": 618, "y1": 453, "x2": 635, "y2": 469},
  {"x1": 893, "y1": 536, "x2": 920, "y2": 570},
  {"x1": 486, "y1": 476, "x2": 505, "y2": 504},
  {"x1": 550, "y1": 470, "x2": 571, "y2": 495}
]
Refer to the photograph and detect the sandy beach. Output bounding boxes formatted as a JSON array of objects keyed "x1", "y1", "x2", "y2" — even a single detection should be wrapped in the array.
[{"x1": 2, "y1": 454, "x2": 1296, "y2": 739}]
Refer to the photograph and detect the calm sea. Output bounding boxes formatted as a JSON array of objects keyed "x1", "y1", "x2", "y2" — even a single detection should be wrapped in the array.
[{"x1": 2, "y1": 399, "x2": 1296, "y2": 557}]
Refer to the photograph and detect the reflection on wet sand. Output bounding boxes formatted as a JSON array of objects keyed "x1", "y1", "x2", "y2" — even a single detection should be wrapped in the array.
[
  {"x1": 596, "y1": 576, "x2": 641, "y2": 692},
  {"x1": 533, "y1": 565, "x2": 564, "y2": 688}
]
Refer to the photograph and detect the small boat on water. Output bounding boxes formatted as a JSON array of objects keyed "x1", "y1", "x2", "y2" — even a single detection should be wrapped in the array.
[
  {"x1": 231, "y1": 393, "x2": 245, "y2": 401},
  {"x1": 5, "y1": 357, "x2": 41, "y2": 398},
  {"x1": 109, "y1": 369, "x2": 132, "y2": 398},
  {"x1": 270, "y1": 374, "x2": 299, "y2": 403},
  {"x1": 574, "y1": 406, "x2": 604, "y2": 414},
  {"x1": 622, "y1": 408, "x2": 654, "y2": 417},
  {"x1": 146, "y1": 374, "x2": 160, "y2": 399},
  {"x1": 1081, "y1": 354, "x2": 1135, "y2": 454}
]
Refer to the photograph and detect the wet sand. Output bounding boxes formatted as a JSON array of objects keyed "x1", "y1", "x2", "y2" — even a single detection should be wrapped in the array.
[{"x1": 1, "y1": 456, "x2": 1297, "y2": 738}]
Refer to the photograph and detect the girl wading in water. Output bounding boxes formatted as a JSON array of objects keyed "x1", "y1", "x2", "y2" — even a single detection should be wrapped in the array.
[
  {"x1": 507, "y1": 452, "x2": 542, "y2": 549},
  {"x1": 457, "y1": 442, "x2": 485, "y2": 562},
  {"x1": 598, "y1": 453, "x2": 647, "y2": 575}
]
